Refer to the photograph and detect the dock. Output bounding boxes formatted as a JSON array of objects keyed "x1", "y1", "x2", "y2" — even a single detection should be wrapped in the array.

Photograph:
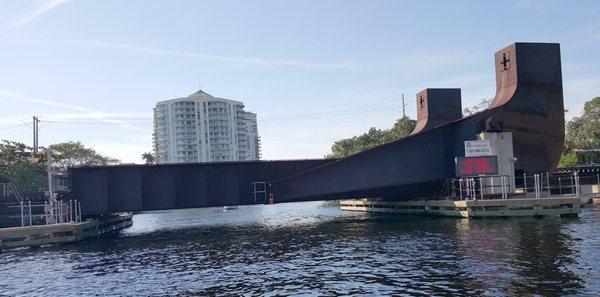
[
  {"x1": 0, "y1": 214, "x2": 132, "y2": 250},
  {"x1": 340, "y1": 196, "x2": 581, "y2": 218}
]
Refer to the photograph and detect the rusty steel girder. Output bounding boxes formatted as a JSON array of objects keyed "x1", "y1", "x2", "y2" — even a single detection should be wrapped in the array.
[
  {"x1": 411, "y1": 88, "x2": 462, "y2": 135},
  {"x1": 273, "y1": 42, "x2": 564, "y2": 202}
]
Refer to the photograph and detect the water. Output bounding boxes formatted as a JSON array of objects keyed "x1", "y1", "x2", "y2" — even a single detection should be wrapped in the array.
[{"x1": 1, "y1": 201, "x2": 600, "y2": 296}]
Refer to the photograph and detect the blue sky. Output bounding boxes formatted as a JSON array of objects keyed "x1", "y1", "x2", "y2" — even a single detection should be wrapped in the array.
[{"x1": 0, "y1": 0, "x2": 599, "y2": 163}]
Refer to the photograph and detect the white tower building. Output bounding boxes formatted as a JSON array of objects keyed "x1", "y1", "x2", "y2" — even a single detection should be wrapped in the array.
[{"x1": 153, "y1": 89, "x2": 261, "y2": 163}]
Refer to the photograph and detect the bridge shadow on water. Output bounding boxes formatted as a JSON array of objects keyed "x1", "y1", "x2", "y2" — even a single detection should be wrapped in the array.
[{"x1": 1, "y1": 201, "x2": 599, "y2": 296}]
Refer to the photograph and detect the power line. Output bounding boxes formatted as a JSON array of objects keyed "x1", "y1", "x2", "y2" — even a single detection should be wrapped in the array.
[
  {"x1": 38, "y1": 122, "x2": 51, "y2": 131},
  {"x1": 261, "y1": 105, "x2": 397, "y2": 118},
  {"x1": 260, "y1": 96, "x2": 403, "y2": 119},
  {"x1": 39, "y1": 117, "x2": 152, "y2": 122},
  {"x1": 34, "y1": 103, "x2": 400, "y2": 124},
  {"x1": 42, "y1": 120, "x2": 153, "y2": 126},
  {"x1": 260, "y1": 105, "x2": 399, "y2": 121},
  {"x1": 0, "y1": 118, "x2": 31, "y2": 128},
  {"x1": 36, "y1": 105, "x2": 399, "y2": 125},
  {"x1": 25, "y1": 94, "x2": 409, "y2": 127},
  {"x1": 0, "y1": 123, "x2": 30, "y2": 131},
  {"x1": 260, "y1": 94, "x2": 401, "y2": 117}
]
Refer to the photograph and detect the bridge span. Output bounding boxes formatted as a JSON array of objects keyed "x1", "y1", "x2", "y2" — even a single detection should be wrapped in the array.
[{"x1": 70, "y1": 159, "x2": 332, "y2": 215}]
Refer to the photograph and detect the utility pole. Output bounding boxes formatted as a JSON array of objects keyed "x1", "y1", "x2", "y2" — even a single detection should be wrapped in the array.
[
  {"x1": 33, "y1": 116, "x2": 39, "y2": 154},
  {"x1": 46, "y1": 147, "x2": 57, "y2": 224},
  {"x1": 47, "y1": 147, "x2": 53, "y2": 200},
  {"x1": 401, "y1": 94, "x2": 407, "y2": 118}
]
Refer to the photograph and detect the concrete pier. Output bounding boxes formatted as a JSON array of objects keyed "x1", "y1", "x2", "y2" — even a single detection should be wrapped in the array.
[
  {"x1": 0, "y1": 214, "x2": 132, "y2": 250},
  {"x1": 340, "y1": 197, "x2": 580, "y2": 218}
]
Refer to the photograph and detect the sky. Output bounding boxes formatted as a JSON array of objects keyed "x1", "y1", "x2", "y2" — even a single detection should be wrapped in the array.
[{"x1": 0, "y1": 0, "x2": 599, "y2": 163}]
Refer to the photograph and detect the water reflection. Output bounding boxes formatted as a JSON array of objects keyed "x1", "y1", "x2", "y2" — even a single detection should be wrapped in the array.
[
  {"x1": 453, "y1": 217, "x2": 585, "y2": 295},
  {"x1": 509, "y1": 219, "x2": 583, "y2": 295},
  {"x1": 0, "y1": 202, "x2": 598, "y2": 296}
]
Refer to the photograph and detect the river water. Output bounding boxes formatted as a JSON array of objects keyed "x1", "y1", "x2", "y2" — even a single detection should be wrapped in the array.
[{"x1": 1, "y1": 201, "x2": 599, "y2": 296}]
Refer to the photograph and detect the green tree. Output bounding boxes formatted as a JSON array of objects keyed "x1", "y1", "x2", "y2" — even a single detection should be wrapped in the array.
[
  {"x1": 142, "y1": 152, "x2": 156, "y2": 165},
  {"x1": 0, "y1": 163, "x2": 47, "y2": 192},
  {"x1": 1, "y1": 140, "x2": 120, "y2": 191},
  {"x1": 0, "y1": 140, "x2": 47, "y2": 191},
  {"x1": 49, "y1": 141, "x2": 120, "y2": 169},
  {"x1": 557, "y1": 150, "x2": 579, "y2": 168},
  {"x1": 564, "y1": 97, "x2": 600, "y2": 164},
  {"x1": 327, "y1": 116, "x2": 416, "y2": 158},
  {"x1": 390, "y1": 116, "x2": 418, "y2": 138},
  {"x1": 0, "y1": 140, "x2": 45, "y2": 164},
  {"x1": 463, "y1": 98, "x2": 492, "y2": 116}
]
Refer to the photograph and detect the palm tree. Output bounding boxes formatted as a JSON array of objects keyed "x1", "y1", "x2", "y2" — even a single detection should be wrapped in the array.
[{"x1": 141, "y1": 152, "x2": 156, "y2": 165}]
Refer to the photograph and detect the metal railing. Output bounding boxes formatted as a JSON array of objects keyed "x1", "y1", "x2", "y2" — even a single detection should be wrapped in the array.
[
  {"x1": 516, "y1": 171, "x2": 589, "y2": 198},
  {"x1": 1, "y1": 183, "x2": 32, "y2": 226},
  {"x1": 450, "y1": 171, "x2": 591, "y2": 201},
  {"x1": 8, "y1": 199, "x2": 82, "y2": 227},
  {"x1": 452, "y1": 175, "x2": 511, "y2": 200},
  {"x1": 1, "y1": 183, "x2": 25, "y2": 204}
]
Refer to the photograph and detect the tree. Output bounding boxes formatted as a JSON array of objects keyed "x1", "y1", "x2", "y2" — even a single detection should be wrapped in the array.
[
  {"x1": 0, "y1": 140, "x2": 47, "y2": 191},
  {"x1": 556, "y1": 97, "x2": 600, "y2": 167},
  {"x1": 142, "y1": 152, "x2": 156, "y2": 165},
  {"x1": 327, "y1": 116, "x2": 416, "y2": 158},
  {"x1": 390, "y1": 116, "x2": 418, "y2": 138},
  {"x1": 557, "y1": 150, "x2": 579, "y2": 168},
  {"x1": 564, "y1": 97, "x2": 600, "y2": 163},
  {"x1": 49, "y1": 141, "x2": 120, "y2": 169},
  {"x1": 1, "y1": 140, "x2": 120, "y2": 191},
  {"x1": 463, "y1": 98, "x2": 492, "y2": 116},
  {"x1": 0, "y1": 140, "x2": 45, "y2": 164},
  {"x1": 0, "y1": 162, "x2": 47, "y2": 192}
]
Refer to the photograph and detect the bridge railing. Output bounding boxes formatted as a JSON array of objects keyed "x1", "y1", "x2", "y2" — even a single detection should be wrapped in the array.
[
  {"x1": 450, "y1": 175, "x2": 511, "y2": 201},
  {"x1": 4, "y1": 199, "x2": 83, "y2": 228},
  {"x1": 1, "y1": 183, "x2": 32, "y2": 227},
  {"x1": 448, "y1": 171, "x2": 596, "y2": 201},
  {"x1": 516, "y1": 172, "x2": 599, "y2": 198}
]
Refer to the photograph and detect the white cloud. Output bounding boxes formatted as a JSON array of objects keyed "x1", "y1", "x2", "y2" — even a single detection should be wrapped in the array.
[
  {"x1": 0, "y1": 115, "x2": 32, "y2": 126},
  {"x1": 0, "y1": 89, "x2": 93, "y2": 112},
  {"x1": 0, "y1": 0, "x2": 70, "y2": 33},
  {"x1": 0, "y1": 89, "x2": 141, "y2": 128},
  {"x1": 0, "y1": 90, "x2": 152, "y2": 163},
  {"x1": 75, "y1": 39, "x2": 357, "y2": 70}
]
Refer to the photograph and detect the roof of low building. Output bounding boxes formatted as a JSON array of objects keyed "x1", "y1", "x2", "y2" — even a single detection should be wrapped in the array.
[{"x1": 187, "y1": 89, "x2": 214, "y2": 99}]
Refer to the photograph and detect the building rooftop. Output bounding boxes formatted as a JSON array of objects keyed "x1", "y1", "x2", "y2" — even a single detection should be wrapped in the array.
[
  {"x1": 156, "y1": 89, "x2": 244, "y2": 105},
  {"x1": 187, "y1": 89, "x2": 214, "y2": 99}
]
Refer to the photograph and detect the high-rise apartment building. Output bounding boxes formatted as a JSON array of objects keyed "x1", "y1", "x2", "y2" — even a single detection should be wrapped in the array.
[{"x1": 153, "y1": 89, "x2": 260, "y2": 163}]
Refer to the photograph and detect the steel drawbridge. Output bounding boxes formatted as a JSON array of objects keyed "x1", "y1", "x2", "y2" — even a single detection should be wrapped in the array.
[{"x1": 70, "y1": 43, "x2": 565, "y2": 215}]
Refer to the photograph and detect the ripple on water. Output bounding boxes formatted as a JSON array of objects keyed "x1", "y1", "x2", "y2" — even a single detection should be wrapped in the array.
[{"x1": 1, "y1": 201, "x2": 599, "y2": 296}]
